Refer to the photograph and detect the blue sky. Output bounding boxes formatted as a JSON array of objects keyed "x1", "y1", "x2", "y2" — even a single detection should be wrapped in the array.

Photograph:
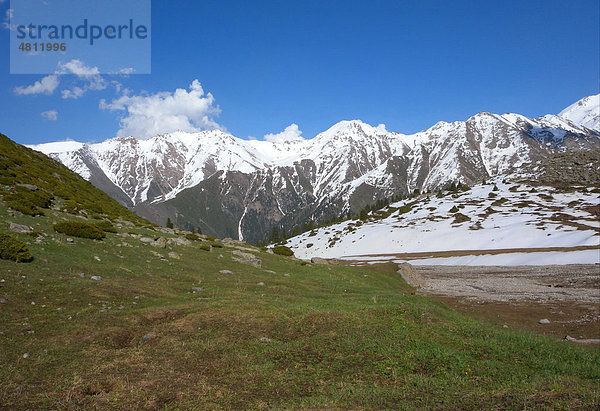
[{"x1": 1, "y1": 0, "x2": 599, "y2": 145}]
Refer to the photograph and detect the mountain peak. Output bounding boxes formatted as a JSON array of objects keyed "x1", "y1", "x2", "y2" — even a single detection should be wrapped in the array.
[{"x1": 558, "y1": 94, "x2": 599, "y2": 131}]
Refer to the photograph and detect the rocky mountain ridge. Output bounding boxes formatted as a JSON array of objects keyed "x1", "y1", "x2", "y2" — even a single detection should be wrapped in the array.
[{"x1": 30, "y1": 95, "x2": 600, "y2": 243}]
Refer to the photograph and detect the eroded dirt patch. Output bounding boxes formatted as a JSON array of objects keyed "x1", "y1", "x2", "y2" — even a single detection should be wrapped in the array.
[{"x1": 414, "y1": 264, "x2": 600, "y2": 340}]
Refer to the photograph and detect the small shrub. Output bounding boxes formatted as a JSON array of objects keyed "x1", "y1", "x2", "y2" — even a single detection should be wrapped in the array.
[
  {"x1": 53, "y1": 221, "x2": 105, "y2": 240},
  {"x1": 272, "y1": 245, "x2": 294, "y2": 257},
  {"x1": 4, "y1": 199, "x2": 44, "y2": 216},
  {"x1": 4, "y1": 188, "x2": 53, "y2": 216},
  {"x1": 199, "y1": 244, "x2": 211, "y2": 252},
  {"x1": 397, "y1": 205, "x2": 412, "y2": 214},
  {"x1": 308, "y1": 231, "x2": 318, "y2": 237},
  {"x1": 94, "y1": 220, "x2": 117, "y2": 233},
  {"x1": 492, "y1": 198, "x2": 508, "y2": 206},
  {"x1": 185, "y1": 233, "x2": 200, "y2": 241},
  {"x1": 206, "y1": 236, "x2": 216, "y2": 241},
  {"x1": 453, "y1": 213, "x2": 471, "y2": 224},
  {"x1": 64, "y1": 199, "x2": 79, "y2": 214},
  {"x1": 210, "y1": 242, "x2": 223, "y2": 248},
  {"x1": 306, "y1": 243, "x2": 314, "y2": 248},
  {"x1": 0, "y1": 233, "x2": 33, "y2": 262}
]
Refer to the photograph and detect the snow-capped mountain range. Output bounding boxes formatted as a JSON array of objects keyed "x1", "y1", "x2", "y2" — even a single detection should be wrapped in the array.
[{"x1": 30, "y1": 95, "x2": 600, "y2": 243}]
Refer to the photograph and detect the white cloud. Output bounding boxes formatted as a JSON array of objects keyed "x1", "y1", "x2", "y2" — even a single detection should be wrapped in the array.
[
  {"x1": 41, "y1": 110, "x2": 58, "y2": 121},
  {"x1": 100, "y1": 79, "x2": 223, "y2": 139},
  {"x1": 13, "y1": 59, "x2": 107, "y2": 99},
  {"x1": 61, "y1": 87, "x2": 84, "y2": 99},
  {"x1": 264, "y1": 123, "x2": 304, "y2": 143},
  {"x1": 14, "y1": 74, "x2": 60, "y2": 95},
  {"x1": 58, "y1": 59, "x2": 107, "y2": 99}
]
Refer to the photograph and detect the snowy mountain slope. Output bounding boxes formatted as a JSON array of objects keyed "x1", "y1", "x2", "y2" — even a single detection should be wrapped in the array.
[
  {"x1": 286, "y1": 178, "x2": 600, "y2": 265},
  {"x1": 29, "y1": 95, "x2": 600, "y2": 242},
  {"x1": 559, "y1": 94, "x2": 600, "y2": 132}
]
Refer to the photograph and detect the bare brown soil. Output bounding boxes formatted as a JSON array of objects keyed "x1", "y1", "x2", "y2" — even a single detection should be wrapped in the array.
[
  {"x1": 414, "y1": 264, "x2": 600, "y2": 342},
  {"x1": 346, "y1": 245, "x2": 600, "y2": 260}
]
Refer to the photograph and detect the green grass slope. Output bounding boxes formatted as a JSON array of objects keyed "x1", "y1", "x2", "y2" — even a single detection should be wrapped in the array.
[
  {"x1": 0, "y1": 134, "x2": 598, "y2": 408},
  {"x1": 0, "y1": 133, "x2": 146, "y2": 224}
]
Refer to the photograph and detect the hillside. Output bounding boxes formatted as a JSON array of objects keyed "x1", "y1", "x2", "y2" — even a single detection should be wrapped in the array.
[
  {"x1": 29, "y1": 95, "x2": 600, "y2": 243},
  {"x1": 286, "y1": 160, "x2": 600, "y2": 265},
  {"x1": 1, "y1": 133, "x2": 599, "y2": 408},
  {"x1": 0, "y1": 133, "x2": 147, "y2": 226}
]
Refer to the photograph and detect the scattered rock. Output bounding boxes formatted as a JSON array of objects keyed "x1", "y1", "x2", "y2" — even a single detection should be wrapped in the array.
[
  {"x1": 311, "y1": 257, "x2": 329, "y2": 264},
  {"x1": 0, "y1": 298, "x2": 7, "y2": 304},
  {"x1": 151, "y1": 237, "x2": 168, "y2": 248},
  {"x1": 8, "y1": 222, "x2": 32, "y2": 234},
  {"x1": 283, "y1": 273, "x2": 290, "y2": 277},
  {"x1": 22, "y1": 353, "x2": 29, "y2": 359},
  {"x1": 192, "y1": 287, "x2": 203, "y2": 292},
  {"x1": 264, "y1": 270, "x2": 276, "y2": 274},
  {"x1": 257, "y1": 282, "x2": 265, "y2": 286},
  {"x1": 259, "y1": 337, "x2": 273, "y2": 343},
  {"x1": 138, "y1": 332, "x2": 155, "y2": 345},
  {"x1": 564, "y1": 335, "x2": 600, "y2": 345},
  {"x1": 266, "y1": 249, "x2": 274, "y2": 254},
  {"x1": 397, "y1": 263, "x2": 426, "y2": 288},
  {"x1": 17, "y1": 183, "x2": 38, "y2": 191},
  {"x1": 219, "y1": 270, "x2": 233, "y2": 274},
  {"x1": 223, "y1": 238, "x2": 247, "y2": 246},
  {"x1": 167, "y1": 237, "x2": 191, "y2": 246},
  {"x1": 168, "y1": 252, "x2": 180, "y2": 260},
  {"x1": 94, "y1": 256, "x2": 101, "y2": 262},
  {"x1": 538, "y1": 318, "x2": 551, "y2": 324},
  {"x1": 140, "y1": 237, "x2": 154, "y2": 243},
  {"x1": 90, "y1": 276, "x2": 102, "y2": 281},
  {"x1": 66, "y1": 237, "x2": 74, "y2": 243},
  {"x1": 232, "y1": 250, "x2": 262, "y2": 268}
]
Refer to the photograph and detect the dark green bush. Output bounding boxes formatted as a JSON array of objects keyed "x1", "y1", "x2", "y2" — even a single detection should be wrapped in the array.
[
  {"x1": 199, "y1": 244, "x2": 211, "y2": 252},
  {"x1": 206, "y1": 236, "x2": 216, "y2": 241},
  {"x1": 210, "y1": 242, "x2": 223, "y2": 248},
  {"x1": 94, "y1": 220, "x2": 117, "y2": 233},
  {"x1": 53, "y1": 221, "x2": 105, "y2": 240},
  {"x1": 185, "y1": 233, "x2": 200, "y2": 241},
  {"x1": 4, "y1": 199, "x2": 44, "y2": 216},
  {"x1": 4, "y1": 188, "x2": 53, "y2": 216},
  {"x1": 0, "y1": 233, "x2": 33, "y2": 262},
  {"x1": 64, "y1": 199, "x2": 78, "y2": 214},
  {"x1": 272, "y1": 245, "x2": 294, "y2": 257}
]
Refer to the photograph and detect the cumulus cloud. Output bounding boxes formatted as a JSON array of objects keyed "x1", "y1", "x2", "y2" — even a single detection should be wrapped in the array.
[
  {"x1": 58, "y1": 59, "x2": 107, "y2": 99},
  {"x1": 264, "y1": 123, "x2": 304, "y2": 143},
  {"x1": 13, "y1": 59, "x2": 107, "y2": 99},
  {"x1": 14, "y1": 74, "x2": 60, "y2": 95},
  {"x1": 41, "y1": 110, "x2": 58, "y2": 121},
  {"x1": 100, "y1": 79, "x2": 223, "y2": 139}
]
